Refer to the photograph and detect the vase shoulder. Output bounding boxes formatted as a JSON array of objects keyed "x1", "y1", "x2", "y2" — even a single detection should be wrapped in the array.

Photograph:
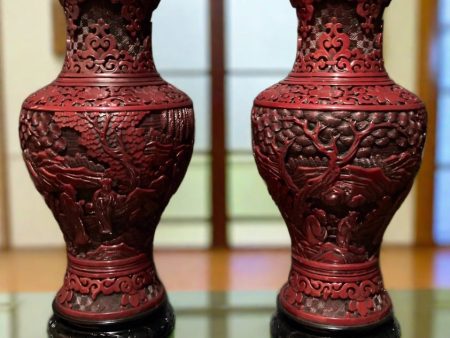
[
  {"x1": 22, "y1": 80, "x2": 193, "y2": 112},
  {"x1": 254, "y1": 78, "x2": 425, "y2": 111}
]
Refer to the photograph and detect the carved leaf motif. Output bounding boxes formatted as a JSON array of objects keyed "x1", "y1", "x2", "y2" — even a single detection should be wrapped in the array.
[{"x1": 294, "y1": 17, "x2": 384, "y2": 73}]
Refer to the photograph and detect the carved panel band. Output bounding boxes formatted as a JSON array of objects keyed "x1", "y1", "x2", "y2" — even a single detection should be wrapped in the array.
[
  {"x1": 280, "y1": 257, "x2": 392, "y2": 327},
  {"x1": 55, "y1": 253, "x2": 165, "y2": 323}
]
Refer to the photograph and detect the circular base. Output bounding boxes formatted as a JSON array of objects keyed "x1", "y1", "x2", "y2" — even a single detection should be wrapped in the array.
[
  {"x1": 271, "y1": 310, "x2": 401, "y2": 338},
  {"x1": 48, "y1": 300, "x2": 175, "y2": 338},
  {"x1": 277, "y1": 295, "x2": 394, "y2": 332}
]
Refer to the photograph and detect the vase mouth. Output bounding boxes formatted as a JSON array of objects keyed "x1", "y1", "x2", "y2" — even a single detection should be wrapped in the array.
[
  {"x1": 290, "y1": 0, "x2": 392, "y2": 8},
  {"x1": 59, "y1": 0, "x2": 162, "y2": 12}
]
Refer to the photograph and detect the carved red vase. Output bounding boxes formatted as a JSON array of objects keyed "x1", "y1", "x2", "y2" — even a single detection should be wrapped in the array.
[
  {"x1": 19, "y1": 0, "x2": 194, "y2": 330},
  {"x1": 252, "y1": 0, "x2": 426, "y2": 331}
]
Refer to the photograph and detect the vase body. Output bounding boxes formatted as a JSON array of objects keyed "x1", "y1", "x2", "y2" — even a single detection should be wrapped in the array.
[
  {"x1": 252, "y1": 0, "x2": 426, "y2": 331},
  {"x1": 19, "y1": 0, "x2": 194, "y2": 327}
]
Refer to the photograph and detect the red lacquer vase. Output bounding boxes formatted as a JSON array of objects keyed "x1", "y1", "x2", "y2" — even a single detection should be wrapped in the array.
[
  {"x1": 252, "y1": 0, "x2": 426, "y2": 331},
  {"x1": 19, "y1": 0, "x2": 194, "y2": 331}
]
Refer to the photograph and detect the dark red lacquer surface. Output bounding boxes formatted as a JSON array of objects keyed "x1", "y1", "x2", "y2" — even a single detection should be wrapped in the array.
[
  {"x1": 252, "y1": 0, "x2": 426, "y2": 330},
  {"x1": 19, "y1": 0, "x2": 194, "y2": 325}
]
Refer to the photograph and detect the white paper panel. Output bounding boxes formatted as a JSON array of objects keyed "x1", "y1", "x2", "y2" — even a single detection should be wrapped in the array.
[
  {"x1": 436, "y1": 94, "x2": 450, "y2": 165},
  {"x1": 229, "y1": 222, "x2": 290, "y2": 248},
  {"x1": 225, "y1": 0, "x2": 297, "y2": 70},
  {"x1": 434, "y1": 170, "x2": 450, "y2": 245},
  {"x1": 439, "y1": 0, "x2": 450, "y2": 25},
  {"x1": 163, "y1": 154, "x2": 210, "y2": 219},
  {"x1": 438, "y1": 30, "x2": 450, "y2": 89},
  {"x1": 153, "y1": 0, "x2": 210, "y2": 71},
  {"x1": 226, "y1": 74, "x2": 286, "y2": 151},
  {"x1": 155, "y1": 222, "x2": 211, "y2": 248},
  {"x1": 227, "y1": 153, "x2": 279, "y2": 217}
]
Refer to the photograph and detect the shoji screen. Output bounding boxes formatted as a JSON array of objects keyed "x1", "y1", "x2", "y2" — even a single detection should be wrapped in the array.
[
  {"x1": 225, "y1": 0, "x2": 296, "y2": 246},
  {"x1": 153, "y1": 0, "x2": 212, "y2": 247},
  {"x1": 434, "y1": 0, "x2": 450, "y2": 244}
]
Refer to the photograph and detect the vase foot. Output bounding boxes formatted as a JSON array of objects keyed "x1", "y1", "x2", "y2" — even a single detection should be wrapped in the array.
[
  {"x1": 279, "y1": 257, "x2": 393, "y2": 329},
  {"x1": 47, "y1": 299, "x2": 175, "y2": 338},
  {"x1": 271, "y1": 309, "x2": 401, "y2": 338},
  {"x1": 54, "y1": 252, "x2": 167, "y2": 324}
]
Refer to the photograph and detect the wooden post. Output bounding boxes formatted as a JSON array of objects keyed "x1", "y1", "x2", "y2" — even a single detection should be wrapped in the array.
[{"x1": 210, "y1": 0, "x2": 228, "y2": 248}]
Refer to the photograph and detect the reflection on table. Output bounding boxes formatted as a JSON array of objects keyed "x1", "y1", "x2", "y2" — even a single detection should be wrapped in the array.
[{"x1": 0, "y1": 290, "x2": 449, "y2": 337}]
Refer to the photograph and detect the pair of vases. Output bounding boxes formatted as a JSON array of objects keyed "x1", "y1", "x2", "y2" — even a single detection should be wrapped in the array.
[{"x1": 20, "y1": 0, "x2": 426, "y2": 337}]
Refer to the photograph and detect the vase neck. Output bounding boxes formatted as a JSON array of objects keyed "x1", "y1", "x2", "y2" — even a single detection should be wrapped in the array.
[
  {"x1": 59, "y1": 0, "x2": 160, "y2": 77},
  {"x1": 289, "y1": 0, "x2": 391, "y2": 76}
]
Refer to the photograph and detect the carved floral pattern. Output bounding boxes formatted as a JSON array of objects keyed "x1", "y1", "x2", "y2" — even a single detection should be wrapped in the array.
[
  {"x1": 23, "y1": 84, "x2": 191, "y2": 109},
  {"x1": 60, "y1": 0, "x2": 160, "y2": 74},
  {"x1": 64, "y1": 19, "x2": 155, "y2": 73},
  {"x1": 255, "y1": 83, "x2": 423, "y2": 107},
  {"x1": 290, "y1": 0, "x2": 390, "y2": 36},
  {"x1": 294, "y1": 18, "x2": 384, "y2": 73},
  {"x1": 288, "y1": 0, "x2": 393, "y2": 73}
]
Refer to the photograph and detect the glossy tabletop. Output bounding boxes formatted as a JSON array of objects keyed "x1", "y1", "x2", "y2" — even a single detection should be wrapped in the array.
[{"x1": 1, "y1": 290, "x2": 449, "y2": 338}]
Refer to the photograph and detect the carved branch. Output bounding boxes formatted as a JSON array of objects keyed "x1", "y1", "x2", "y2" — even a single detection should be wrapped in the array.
[
  {"x1": 81, "y1": 113, "x2": 138, "y2": 187},
  {"x1": 341, "y1": 120, "x2": 406, "y2": 166},
  {"x1": 284, "y1": 116, "x2": 339, "y2": 166}
]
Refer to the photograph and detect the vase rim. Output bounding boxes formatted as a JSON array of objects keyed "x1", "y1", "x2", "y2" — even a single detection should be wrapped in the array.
[
  {"x1": 58, "y1": 0, "x2": 161, "y2": 11},
  {"x1": 290, "y1": 0, "x2": 392, "y2": 8}
]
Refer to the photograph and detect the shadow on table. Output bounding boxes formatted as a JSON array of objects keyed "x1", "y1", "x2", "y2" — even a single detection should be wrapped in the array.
[{"x1": 271, "y1": 311, "x2": 401, "y2": 338}]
